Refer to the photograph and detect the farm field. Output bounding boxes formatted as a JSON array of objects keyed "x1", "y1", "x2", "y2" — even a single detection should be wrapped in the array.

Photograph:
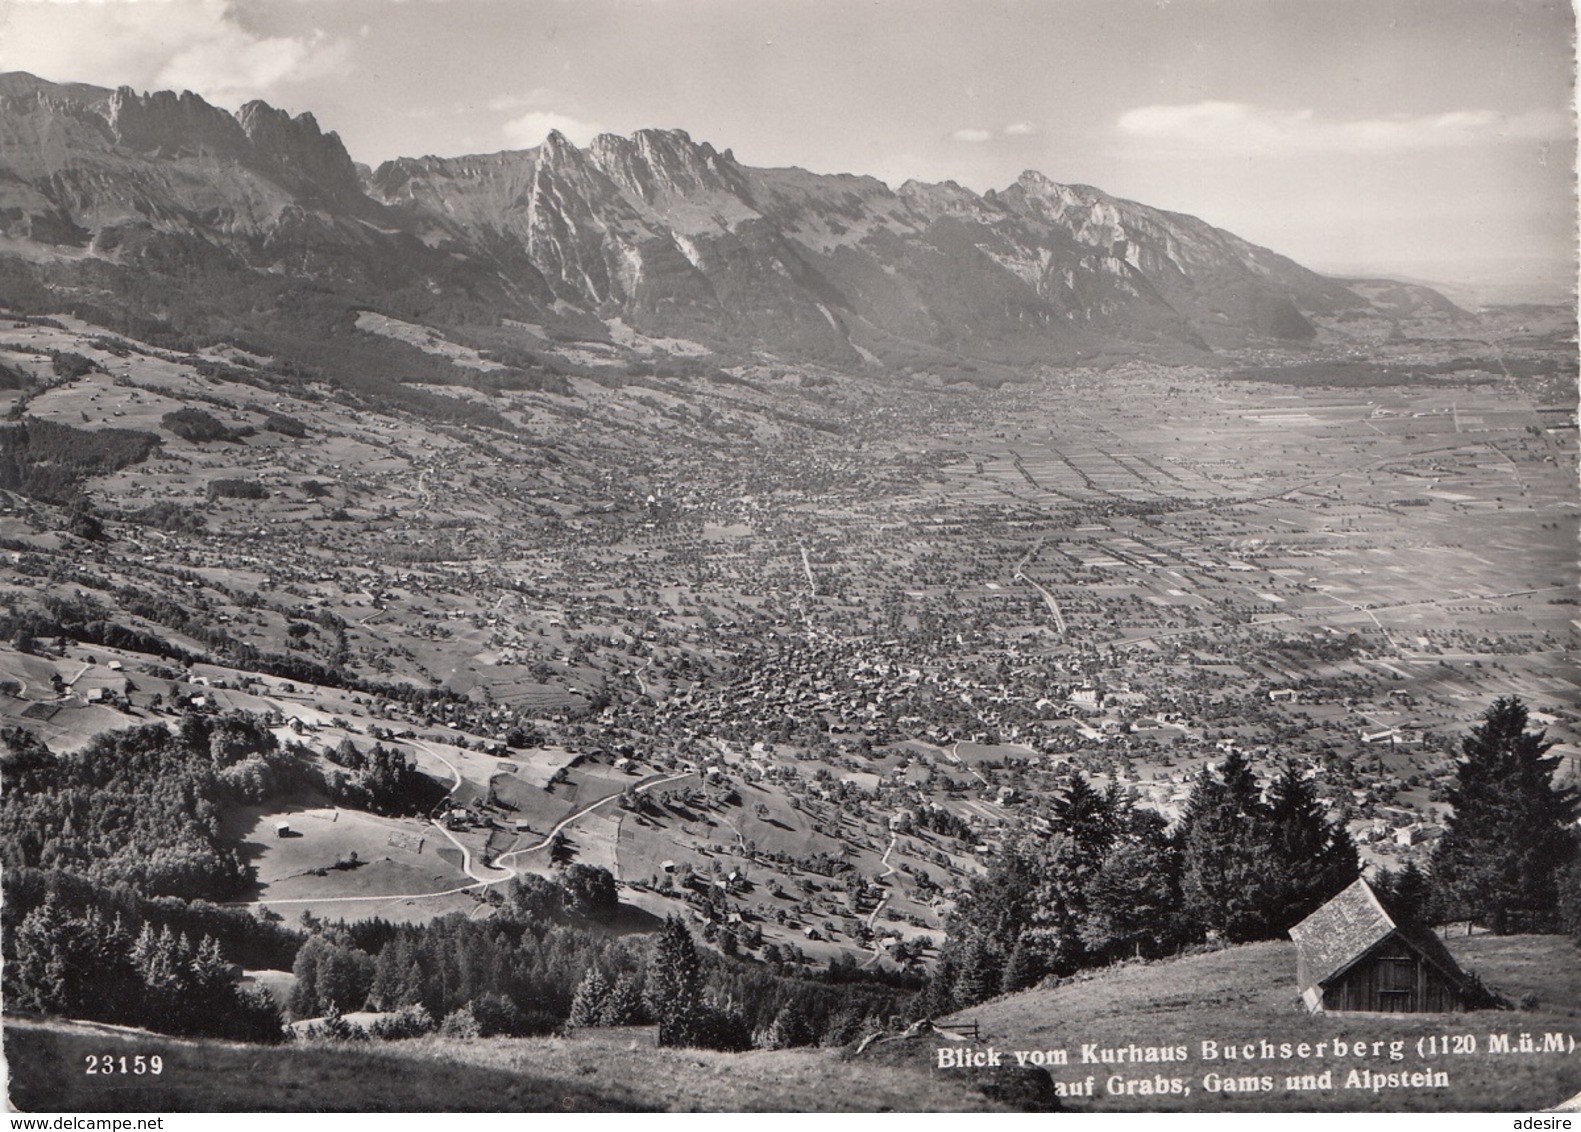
[
  {"x1": 0, "y1": 306, "x2": 1575, "y2": 966},
  {"x1": 221, "y1": 802, "x2": 482, "y2": 923}
]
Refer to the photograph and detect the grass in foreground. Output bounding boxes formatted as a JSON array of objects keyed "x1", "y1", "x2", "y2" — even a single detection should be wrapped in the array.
[
  {"x1": 3, "y1": 1021, "x2": 999, "y2": 1113},
  {"x1": 926, "y1": 934, "x2": 1581, "y2": 1112}
]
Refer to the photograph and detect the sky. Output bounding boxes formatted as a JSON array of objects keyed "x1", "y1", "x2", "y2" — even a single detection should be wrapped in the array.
[{"x1": 0, "y1": 0, "x2": 1574, "y2": 300}]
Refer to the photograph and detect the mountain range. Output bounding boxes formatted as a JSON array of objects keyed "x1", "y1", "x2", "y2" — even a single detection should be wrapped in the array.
[{"x1": 0, "y1": 71, "x2": 1466, "y2": 371}]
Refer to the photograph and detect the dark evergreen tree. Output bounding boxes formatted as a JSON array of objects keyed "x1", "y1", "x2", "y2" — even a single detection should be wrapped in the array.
[
  {"x1": 759, "y1": 999, "x2": 816, "y2": 1049},
  {"x1": 1080, "y1": 837, "x2": 1184, "y2": 960},
  {"x1": 1179, "y1": 751, "x2": 1276, "y2": 942},
  {"x1": 1376, "y1": 860, "x2": 1436, "y2": 930},
  {"x1": 1432, "y1": 697, "x2": 1579, "y2": 933},
  {"x1": 1558, "y1": 853, "x2": 1581, "y2": 947},
  {"x1": 600, "y1": 973, "x2": 647, "y2": 1026},
  {"x1": 367, "y1": 934, "x2": 421, "y2": 1010},
  {"x1": 647, "y1": 915, "x2": 705, "y2": 1047},
  {"x1": 946, "y1": 846, "x2": 1041, "y2": 957},
  {"x1": 1000, "y1": 927, "x2": 1070, "y2": 993},
  {"x1": 952, "y1": 935, "x2": 1003, "y2": 1007},
  {"x1": 914, "y1": 952, "x2": 958, "y2": 1019},
  {"x1": 1021, "y1": 775, "x2": 1119, "y2": 961},
  {"x1": 9, "y1": 894, "x2": 71, "y2": 1014},
  {"x1": 1263, "y1": 761, "x2": 1358, "y2": 930}
]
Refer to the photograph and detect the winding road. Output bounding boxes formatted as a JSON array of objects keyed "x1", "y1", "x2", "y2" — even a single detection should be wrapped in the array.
[
  {"x1": 490, "y1": 770, "x2": 693, "y2": 870},
  {"x1": 232, "y1": 766, "x2": 693, "y2": 912}
]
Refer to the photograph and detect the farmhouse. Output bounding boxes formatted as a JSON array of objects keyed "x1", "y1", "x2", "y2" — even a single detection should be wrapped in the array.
[{"x1": 1288, "y1": 877, "x2": 1471, "y2": 1014}]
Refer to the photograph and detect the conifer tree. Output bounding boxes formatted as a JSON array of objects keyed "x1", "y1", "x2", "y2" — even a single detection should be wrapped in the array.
[
  {"x1": 1179, "y1": 751, "x2": 1276, "y2": 941},
  {"x1": 1080, "y1": 837, "x2": 1184, "y2": 959},
  {"x1": 1264, "y1": 761, "x2": 1358, "y2": 929},
  {"x1": 1432, "y1": 697, "x2": 1578, "y2": 933},
  {"x1": 600, "y1": 973, "x2": 647, "y2": 1026},
  {"x1": 192, "y1": 935, "x2": 231, "y2": 989},
  {"x1": 759, "y1": 999, "x2": 815, "y2": 1049},
  {"x1": 1558, "y1": 858, "x2": 1581, "y2": 946},
  {"x1": 1001, "y1": 927, "x2": 1073, "y2": 993},
  {"x1": 647, "y1": 916, "x2": 704, "y2": 1047},
  {"x1": 1379, "y1": 860, "x2": 1436, "y2": 930},
  {"x1": 97, "y1": 913, "x2": 144, "y2": 1024},
  {"x1": 368, "y1": 935, "x2": 420, "y2": 1010},
  {"x1": 10, "y1": 894, "x2": 69, "y2": 1013},
  {"x1": 952, "y1": 935, "x2": 1003, "y2": 1007},
  {"x1": 567, "y1": 965, "x2": 610, "y2": 1028}
]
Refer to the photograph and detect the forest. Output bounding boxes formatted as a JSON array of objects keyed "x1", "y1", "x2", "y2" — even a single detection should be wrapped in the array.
[
  {"x1": 0, "y1": 417, "x2": 161, "y2": 504},
  {"x1": 2, "y1": 699, "x2": 1577, "y2": 1050}
]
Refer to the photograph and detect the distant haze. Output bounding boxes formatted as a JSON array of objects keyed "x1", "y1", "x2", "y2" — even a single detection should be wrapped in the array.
[
  {"x1": 1309, "y1": 260, "x2": 1579, "y2": 309},
  {"x1": 1, "y1": 0, "x2": 1573, "y2": 300}
]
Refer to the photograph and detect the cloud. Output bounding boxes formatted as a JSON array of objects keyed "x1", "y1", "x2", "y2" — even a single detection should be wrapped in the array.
[
  {"x1": 1115, "y1": 101, "x2": 1569, "y2": 155},
  {"x1": 486, "y1": 90, "x2": 558, "y2": 114},
  {"x1": 501, "y1": 110, "x2": 604, "y2": 147},
  {"x1": 0, "y1": 0, "x2": 349, "y2": 106},
  {"x1": 952, "y1": 123, "x2": 1039, "y2": 143}
]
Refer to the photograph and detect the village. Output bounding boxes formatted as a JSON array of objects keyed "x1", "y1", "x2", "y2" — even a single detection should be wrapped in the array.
[{"x1": 1, "y1": 307, "x2": 1577, "y2": 968}]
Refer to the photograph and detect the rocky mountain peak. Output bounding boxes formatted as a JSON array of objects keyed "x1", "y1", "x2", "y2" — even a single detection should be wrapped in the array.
[
  {"x1": 236, "y1": 99, "x2": 360, "y2": 198},
  {"x1": 897, "y1": 178, "x2": 1005, "y2": 224},
  {"x1": 105, "y1": 84, "x2": 248, "y2": 157},
  {"x1": 588, "y1": 127, "x2": 749, "y2": 207},
  {"x1": 0, "y1": 71, "x2": 1468, "y2": 365}
]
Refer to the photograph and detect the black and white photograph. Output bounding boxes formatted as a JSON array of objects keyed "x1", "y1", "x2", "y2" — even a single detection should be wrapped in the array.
[{"x1": 0, "y1": 0, "x2": 1576, "y2": 1115}]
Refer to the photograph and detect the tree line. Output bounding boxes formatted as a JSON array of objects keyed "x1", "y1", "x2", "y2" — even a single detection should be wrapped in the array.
[
  {"x1": 918, "y1": 751, "x2": 1357, "y2": 1013},
  {"x1": 0, "y1": 417, "x2": 160, "y2": 504},
  {"x1": 924, "y1": 696, "x2": 1579, "y2": 1015},
  {"x1": 7, "y1": 891, "x2": 285, "y2": 1042},
  {"x1": 284, "y1": 883, "x2": 909, "y2": 1051},
  {"x1": 4, "y1": 698, "x2": 1573, "y2": 1050},
  {"x1": 0, "y1": 713, "x2": 441, "y2": 902}
]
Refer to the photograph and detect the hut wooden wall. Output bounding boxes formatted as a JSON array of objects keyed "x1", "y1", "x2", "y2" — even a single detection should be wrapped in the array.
[{"x1": 1320, "y1": 937, "x2": 1463, "y2": 1013}]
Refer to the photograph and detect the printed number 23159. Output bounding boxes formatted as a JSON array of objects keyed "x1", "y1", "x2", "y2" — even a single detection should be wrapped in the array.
[{"x1": 85, "y1": 1054, "x2": 163, "y2": 1075}]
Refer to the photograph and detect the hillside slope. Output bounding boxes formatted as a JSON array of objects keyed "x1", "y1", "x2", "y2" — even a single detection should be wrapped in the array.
[
  {"x1": 9, "y1": 936, "x2": 1575, "y2": 1113},
  {"x1": 908, "y1": 933, "x2": 1581, "y2": 1112},
  {"x1": 3, "y1": 1020, "x2": 1002, "y2": 1112}
]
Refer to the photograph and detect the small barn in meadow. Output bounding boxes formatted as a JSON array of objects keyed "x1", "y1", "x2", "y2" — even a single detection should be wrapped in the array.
[{"x1": 1288, "y1": 876, "x2": 1471, "y2": 1014}]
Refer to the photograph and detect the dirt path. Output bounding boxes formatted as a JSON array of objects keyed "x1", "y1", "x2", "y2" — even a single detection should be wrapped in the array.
[
  {"x1": 860, "y1": 831, "x2": 900, "y2": 968},
  {"x1": 491, "y1": 770, "x2": 693, "y2": 869},
  {"x1": 944, "y1": 741, "x2": 990, "y2": 788}
]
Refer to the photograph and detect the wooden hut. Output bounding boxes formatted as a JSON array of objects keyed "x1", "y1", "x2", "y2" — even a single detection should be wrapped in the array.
[{"x1": 1288, "y1": 876, "x2": 1470, "y2": 1014}]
